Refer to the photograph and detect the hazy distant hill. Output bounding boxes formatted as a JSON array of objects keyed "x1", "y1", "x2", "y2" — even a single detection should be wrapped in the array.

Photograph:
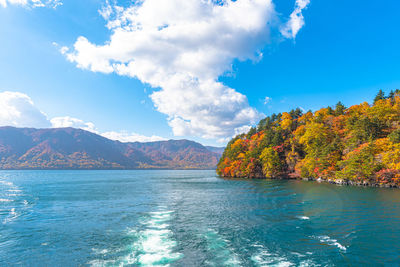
[
  {"x1": 205, "y1": 146, "x2": 225, "y2": 155},
  {"x1": 0, "y1": 127, "x2": 221, "y2": 170}
]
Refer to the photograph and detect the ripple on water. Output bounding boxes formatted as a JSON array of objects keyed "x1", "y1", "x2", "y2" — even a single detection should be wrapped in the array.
[
  {"x1": 0, "y1": 180, "x2": 14, "y2": 187},
  {"x1": 203, "y1": 229, "x2": 241, "y2": 266},
  {"x1": 3, "y1": 208, "x2": 19, "y2": 224},
  {"x1": 0, "y1": 179, "x2": 25, "y2": 225}
]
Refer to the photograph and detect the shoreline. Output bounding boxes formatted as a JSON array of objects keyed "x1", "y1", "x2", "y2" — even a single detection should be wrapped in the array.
[
  {"x1": 301, "y1": 177, "x2": 399, "y2": 188},
  {"x1": 220, "y1": 175, "x2": 400, "y2": 188}
]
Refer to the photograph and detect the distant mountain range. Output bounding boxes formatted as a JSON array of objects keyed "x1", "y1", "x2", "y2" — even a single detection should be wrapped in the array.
[{"x1": 0, "y1": 127, "x2": 224, "y2": 170}]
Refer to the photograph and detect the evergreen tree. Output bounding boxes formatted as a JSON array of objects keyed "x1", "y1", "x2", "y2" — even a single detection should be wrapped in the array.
[
  {"x1": 247, "y1": 127, "x2": 256, "y2": 138},
  {"x1": 388, "y1": 90, "x2": 395, "y2": 99},
  {"x1": 335, "y1": 101, "x2": 346, "y2": 115},
  {"x1": 373, "y1": 89, "x2": 385, "y2": 104}
]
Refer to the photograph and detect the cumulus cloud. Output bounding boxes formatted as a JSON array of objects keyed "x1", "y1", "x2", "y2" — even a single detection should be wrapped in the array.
[
  {"x1": 64, "y1": 0, "x2": 287, "y2": 140},
  {"x1": 101, "y1": 131, "x2": 166, "y2": 143},
  {"x1": 50, "y1": 116, "x2": 98, "y2": 133},
  {"x1": 63, "y1": 0, "x2": 310, "y2": 141},
  {"x1": 0, "y1": 0, "x2": 62, "y2": 8},
  {"x1": 0, "y1": 91, "x2": 51, "y2": 128},
  {"x1": 263, "y1": 96, "x2": 271, "y2": 104},
  {"x1": 280, "y1": 0, "x2": 310, "y2": 39}
]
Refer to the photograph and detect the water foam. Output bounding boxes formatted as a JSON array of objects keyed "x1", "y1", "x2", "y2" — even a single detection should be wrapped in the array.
[
  {"x1": 316, "y1": 235, "x2": 347, "y2": 252},
  {"x1": 251, "y1": 249, "x2": 293, "y2": 267},
  {"x1": 91, "y1": 248, "x2": 108, "y2": 255},
  {"x1": 134, "y1": 211, "x2": 182, "y2": 266},
  {"x1": 90, "y1": 208, "x2": 182, "y2": 266},
  {"x1": 297, "y1": 216, "x2": 310, "y2": 220},
  {"x1": 250, "y1": 244, "x2": 299, "y2": 267},
  {"x1": 298, "y1": 259, "x2": 317, "y2": 267}
]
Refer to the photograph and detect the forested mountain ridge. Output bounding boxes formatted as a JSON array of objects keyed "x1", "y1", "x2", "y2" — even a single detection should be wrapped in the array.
[
  {"x1": 0, "y1": 127, "x2": 222, "y2": 169},
  {"x1": 217, "y1": 90, "x2": 400, "y2": 187}
]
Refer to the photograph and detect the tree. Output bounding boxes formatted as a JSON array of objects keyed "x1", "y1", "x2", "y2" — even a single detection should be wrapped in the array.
[
  {"x1": 247, "y1": 127, "x2": 256, "y2": 138},
  {"x1": 289, "y1": 108, "x2": 303, "y2": 119},
  {"x1": 336, "y1": 143, "x2": 382, "y2": 181},
  {"x1": 260, "y1": 147, "x2": 282, "y2": 177},
  {"x1": 280, "y1": 112, "x2": 293, "y2": 131},
  {"x1": 217, "y1": 90, "x2": 400, "y2": 184},
  {"x1": 388, "y1": 90, "x2": 395, "y2": 100},
  {"x1": 272, "y1": 131, "x2": 284, "y2": 146},
  {"x1": 374, "y1": 89, "x2": 385, "y2": 104},
  {"x1": 335, "y1": 101, "x2": 346, "y2": 115},
  {"x1": 389, "y1": 129, "x2": 400, "y2": 143}
]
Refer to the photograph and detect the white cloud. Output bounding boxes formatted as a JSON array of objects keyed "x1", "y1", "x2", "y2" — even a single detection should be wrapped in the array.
[
  {"x1": 61, "y1": 0, "x2": 311, "y2": 141},
  {"x1": 64, "y1": 0, "x2": 310, "y2": 141},
  {"x1": 0, "y1": 91, "x2": 51, "y2": 128},
  {"x1": 280, "y1": 0, "x2": 310, "y2": 39},
  {"x1": 263, "y1": 96, "x2": 271, "y2": 104},
  {"x1": 65, "y1": 0, "x2": 300, "y2": 140},
  {"x1": 51, "y1": 117, "x2": 167, "y2": 143},
  {"x1": 101, "y1": 131, "x2": 166, "y2": 143},
  {"x1": 0, "y1": 91, "x2": 165, "y2": 143},
  {"x1": 50, "y1": 116, "x2": 98, "y2": 133},
  {"x1": 0, "y1": 0, "x2": 61, "y2": 8},
  {"x1": 52, "y1": 42, "x2": 69, "y2": 54},
  {"x1": 60, "y1": 46, "x2": 69, "y2": 55},
  {"x1": 99, "y1": 0, "x2": 113, "y2": 20}
]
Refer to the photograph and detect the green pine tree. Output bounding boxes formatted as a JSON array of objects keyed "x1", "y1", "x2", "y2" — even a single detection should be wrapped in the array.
[{"x1": 373, "y1": 89, "x2": 385, "y2": 104}]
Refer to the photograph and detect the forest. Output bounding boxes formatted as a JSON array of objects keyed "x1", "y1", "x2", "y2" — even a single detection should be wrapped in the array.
[{"x1": 217, "y1": 90, "x2": 400, "y2": 187}]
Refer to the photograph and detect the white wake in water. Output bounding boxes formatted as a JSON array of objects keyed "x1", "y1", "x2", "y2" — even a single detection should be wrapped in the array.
[
  {"x1": 251, "y1": 244, "x2": 318, "y2": 267},
  {"x1": 297, "y1": 216, "x2": 310, "y2": 220},
  {"x1": 251, "y1": 245, "x2": 294, "y2": 267},
  {"x1": 314, "y1": 235, "x2": 347, "y2": 252},
  {"x1": 90, "y1": 208, "x2": 182, "y2": 266}
]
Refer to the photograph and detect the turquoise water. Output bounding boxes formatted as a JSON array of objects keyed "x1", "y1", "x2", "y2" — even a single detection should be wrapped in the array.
[{"x1": 1, "y1": 170, "x2": 400, "y2": 266}]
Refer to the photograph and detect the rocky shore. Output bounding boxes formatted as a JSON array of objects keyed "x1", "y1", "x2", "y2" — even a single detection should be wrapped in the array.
[{"x1": 302, "y1": 177, "x2": 399, "y2": 188}]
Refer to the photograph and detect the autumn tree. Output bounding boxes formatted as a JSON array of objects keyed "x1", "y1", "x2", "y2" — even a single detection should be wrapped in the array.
[
  {"x1": 216, "y1": 90, "x2": 400, "y2": 186},
  {"x1": 260, "y1": 147, "x2": 283, "y2": 177}
]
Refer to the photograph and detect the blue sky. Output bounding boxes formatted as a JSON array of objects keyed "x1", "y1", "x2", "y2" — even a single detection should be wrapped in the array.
[{"x1": 0, "y1": 0, "x2": 399, "y2": 146}]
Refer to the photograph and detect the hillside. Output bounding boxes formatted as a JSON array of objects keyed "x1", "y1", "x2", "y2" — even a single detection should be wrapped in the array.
[
  {"x1": 217, "y1": 90, "x2": 400, "y2": 187},
  {"x1": 205, "y1": 146, "x2": 225, "y2": 155},
  {"x1": 0, "y1": 127, "x2": 221, "y2": 169}
]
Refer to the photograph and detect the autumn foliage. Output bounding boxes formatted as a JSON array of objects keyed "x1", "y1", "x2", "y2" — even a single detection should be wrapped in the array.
[{"x1": 217, "y1": 90, "x2": 400, "y2": 187}]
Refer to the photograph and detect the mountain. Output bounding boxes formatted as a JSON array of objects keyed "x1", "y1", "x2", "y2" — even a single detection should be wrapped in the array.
[
  {"x1": 0, "y1": 127, "x2": 220, "y2": 170},
  {"x1": 205, "y1": 146, "x2": 225, "y2": 155}
]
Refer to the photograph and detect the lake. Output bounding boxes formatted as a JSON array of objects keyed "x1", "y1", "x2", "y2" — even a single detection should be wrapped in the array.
[{"x1": 1, "y1": 170, "x2": 400, "y2": 266}]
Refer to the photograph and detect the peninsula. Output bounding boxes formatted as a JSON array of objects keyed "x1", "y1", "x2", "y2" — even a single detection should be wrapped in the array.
[{"x1": 217, "y1": 90, "x2": 400, "y2": 188}]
